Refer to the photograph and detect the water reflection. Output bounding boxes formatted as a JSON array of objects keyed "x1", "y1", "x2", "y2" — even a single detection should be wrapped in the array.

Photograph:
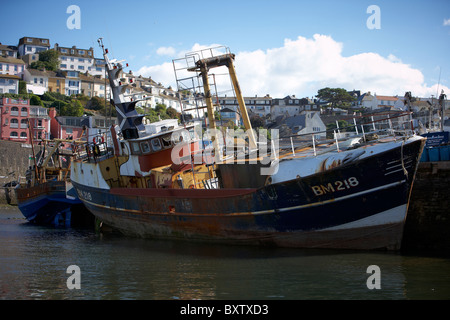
[{"x1": 1, "y1": 207, "x2": 450, "y2": 300}]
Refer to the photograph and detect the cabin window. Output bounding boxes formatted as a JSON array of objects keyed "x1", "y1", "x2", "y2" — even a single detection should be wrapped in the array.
[
  {"x1": 161, "y1": 135, "x2": 172, "y2": 148},
  {"x1": 132, "y1": 142, "x2": 140, "y2": 153},
  {"x1": 141, "y1": 141, "x2": 151, "y2": 154},
  {"x1": 188, "y1": 128, "x2": 195, "y2": 140},
  {"x1": 182, "y1": 130, "x2": 191, "y2": 142},
  {"x1": 171, "y1": 132, "x2": 183, "y2": 145},
  {"x1": 151, "y1": 138, "x2": 162, "y2": 151}
]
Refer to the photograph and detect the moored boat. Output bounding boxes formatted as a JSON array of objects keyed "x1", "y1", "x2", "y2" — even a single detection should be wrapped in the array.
[
  {"x1": 15, "y1": 138, "x2": 92, "y2": 227},
  {"x1": 70, "y1": 41, "x2": 426, "y2": 249}
]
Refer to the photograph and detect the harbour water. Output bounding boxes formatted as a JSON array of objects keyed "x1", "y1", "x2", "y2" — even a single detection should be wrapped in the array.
[{"x1": 1, "y1": 205, "x2": 450, "y2": 301}]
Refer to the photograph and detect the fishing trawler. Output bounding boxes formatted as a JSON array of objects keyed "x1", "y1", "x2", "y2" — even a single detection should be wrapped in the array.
[
  {"x1": 15, "y1": 138, "x2": 92, "y2": 227},
  {"x1": 69, "y1": 41, "x2": 426, "y2": 250}
]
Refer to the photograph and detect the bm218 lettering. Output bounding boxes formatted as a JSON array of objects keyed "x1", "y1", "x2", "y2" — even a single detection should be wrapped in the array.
[{"x1": 311, "y1": 177, "x2": 359, "y2": 196}]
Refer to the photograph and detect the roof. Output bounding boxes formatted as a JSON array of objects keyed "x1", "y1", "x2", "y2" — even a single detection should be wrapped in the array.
[
  {"x1": 376, "y1": 95, "x2": 399, "y2": 101},
  {"x1": 220, "y1": 107, "x2": 236, "y2": 113},
  {"x1": 0, "y1": 44, "x2": 18, "y2": 51},
  {"x1": 0, "y1": 74, "x2": 20, "y2": 80},
  {"x1": 26, "y1": 68, "x2": 64, "y2": 78},
  {"x1": 54, "y1": 44, "x2": 94, "y2": 59},
  {"x1": 0, "y1": 56, "x2": 25, "y2": 64},
  {"x1": 26, "y1": 68, "x2": 50, "y2": 77},
  {"x1": 285, "y1": 115, "x2": 307, "y2": 130},
  {"x1": 18, "y1": 37, "x2": 50, "y2": 47}
]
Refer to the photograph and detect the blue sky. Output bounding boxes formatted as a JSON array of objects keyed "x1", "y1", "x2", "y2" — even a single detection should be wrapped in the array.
[{"x1": 2, "y1": 0, "x2": 449, "y2": 98}]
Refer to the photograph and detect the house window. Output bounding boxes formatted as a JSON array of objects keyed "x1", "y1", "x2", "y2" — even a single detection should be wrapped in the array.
[
  {"x1": 78, "y1": 66, "x2": 84, "y2": 70},
  {"x1": 10, "y1": 131, "x2": 18, "y2": 138},
  {"x1": 60, "y1": 64, "x2": 67, "y2": 68},
  {"x1": 78, "y1": 58, "x2": 84, "y2": 62},
  {"x1": 20, "y1": 132, "x2": 27, "y2": 139},
  {"x1": 42, "y1": 39, "x2": 48, "y2": 44},
  {"x1": 78, "y1": 50, "x2": 85, "y2": 55},
  {"x1": 61, "y1": 49, "x2": 68, "y2": 53},
  {"x1": 10, "y1": 118, "x2": 19, "y2": 128},
  {"x1": 27, "y1": 38, "x2": 33, "y2": 42}
]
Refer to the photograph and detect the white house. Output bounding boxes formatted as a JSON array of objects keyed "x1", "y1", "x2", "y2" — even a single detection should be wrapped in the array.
[
  {"x1": 18, "y1": 37, "x2": 50, "y2": 56},
  {"x1": 0, "y1": 74, "x2": 20, "y2": 94},
  {"x1": 63, "y1": 71, "x2": 81, "y2": 96},
  {"x1": 286, "y1": 112, "x2": 327, "y2": 139},
  {"x1": 23, "y1": 68, "x2": 49, "y2": 95},
  {"x1": 55, "y1": 44, "x2": 95, "y2": 75},
  {"x1": 361, "y1": 92, "x2": 403, "y2": 110}
]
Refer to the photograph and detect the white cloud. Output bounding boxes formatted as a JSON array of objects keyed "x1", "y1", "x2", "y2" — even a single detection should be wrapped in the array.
[
  {"x1": 137, "y1": 35, "x2": 449, "y2": 98},
  {"x1": 444, "y1": 18, "x2": 450, "y2": 26},
  {"x1": 156, "y1": 46, "x2": 176, "y2": 56}
]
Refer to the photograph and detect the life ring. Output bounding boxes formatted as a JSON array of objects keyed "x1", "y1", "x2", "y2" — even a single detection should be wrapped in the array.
[{"x1": 93, "y1": 136, "x2": 105, "y2": 144}]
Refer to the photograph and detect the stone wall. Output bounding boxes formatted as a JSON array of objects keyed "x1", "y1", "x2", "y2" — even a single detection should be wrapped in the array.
[
  {"x1": 0, "y1": 140, "x2": 39, "y2": 186},
  {"x1": 0, "y1": 140, "x2": 37, "y2": 205},
  {"x1": 402, "y1": 161, "x2": 450, "y2": 254}
]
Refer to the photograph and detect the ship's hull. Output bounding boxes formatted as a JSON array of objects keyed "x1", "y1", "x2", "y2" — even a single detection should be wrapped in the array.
[
  {"x1": 71, "y1": 136, "x2": 425, "y2": 250},
  {"x1": 15, "y1": 180, "x2": 91, "y2": 227}
]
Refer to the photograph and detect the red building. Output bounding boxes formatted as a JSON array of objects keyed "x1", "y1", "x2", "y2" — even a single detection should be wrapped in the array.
[{"x1": 0, "y1": 97, "x2": 50, "y2": 144}]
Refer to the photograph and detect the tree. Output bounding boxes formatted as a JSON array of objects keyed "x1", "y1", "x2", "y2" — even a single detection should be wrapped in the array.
[
  {"x1": 30, "y1": 94, "x2": 44, "y2": 106},
  {"x1": 250, "y1": 114, "x2": 265, "y2": 128},
  {"x1": 166, "y1": 107, "x2": 180, "y2": 120},
  {"x1": 29, "y1": 49, "x2": 60, "y2": 71},
  {"x1": 19, "y1": 81, "x2": 27, "y2": 94},
  {"x1": 316, "y1": 87, "x2": 355, "y2": 108},
  {"x1": 60, "y1": 100, "x2": 84, "y2": 117}
]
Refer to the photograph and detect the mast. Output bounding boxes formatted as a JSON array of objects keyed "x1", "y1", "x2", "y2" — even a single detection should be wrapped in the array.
[
  {"x1": 97, "y1": 37, "x2": 145, "y2": 140},
  {"x1": 188, "y1": 53, "x2": 257, "y2": 151},
  {"x1": 439, "y1": 90, "x2": 446, "y2": 132}
]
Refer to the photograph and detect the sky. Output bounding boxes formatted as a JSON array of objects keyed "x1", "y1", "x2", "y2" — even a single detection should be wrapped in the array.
[{"x1": 2, "y1": 0, "x2": 450, "y2": 100}]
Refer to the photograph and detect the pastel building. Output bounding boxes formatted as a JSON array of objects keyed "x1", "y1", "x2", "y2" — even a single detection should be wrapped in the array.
[
  {"x1": 49, "y1": 108, "x2": 117, "y2": 143},
  {"x1": 0, "y1": 56, "x2": 26, "y2": 78},
  {"x1": 0, "y1": 97, "x2": 50, "y2": 143}
]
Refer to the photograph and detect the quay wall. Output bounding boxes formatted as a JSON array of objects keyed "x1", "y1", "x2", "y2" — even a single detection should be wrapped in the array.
[
  {"x1": 0, "y1": 140, "x2": 36, "y2": 205},
  {"x1": 402, "y1": 161, "x2": 450, "y2": 254}
]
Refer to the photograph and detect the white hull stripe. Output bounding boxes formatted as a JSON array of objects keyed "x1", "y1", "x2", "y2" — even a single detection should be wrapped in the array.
[{"x1": 321, "y1": 204, "x2": 407, "y2": 231}]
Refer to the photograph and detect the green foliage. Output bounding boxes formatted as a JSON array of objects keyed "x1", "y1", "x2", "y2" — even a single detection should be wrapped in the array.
[
  {"x1": 60, "y1": 100, "x2": 84, "y2": 117},
  {"x1": 142, "y1": 103, "x2": 180, "y2": 123},
  {"x1": 316, "y1": 87, "x2": 355, "y2": 107},
  {"x1": 30, "y1": 94, "x2": 44, "y2": 106},
  {"x1": 19, "y1": 81, "x2": 27, "y2": 94},
  {"x1": 326, "y1": 120, "x2": 351, "y2": 138},
  {"x1": 29, "y1": 49, "x2": 60, "y2": 71},
  {"x1": 166, "y1": 107, "x2": 180, "y2": 120}
]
